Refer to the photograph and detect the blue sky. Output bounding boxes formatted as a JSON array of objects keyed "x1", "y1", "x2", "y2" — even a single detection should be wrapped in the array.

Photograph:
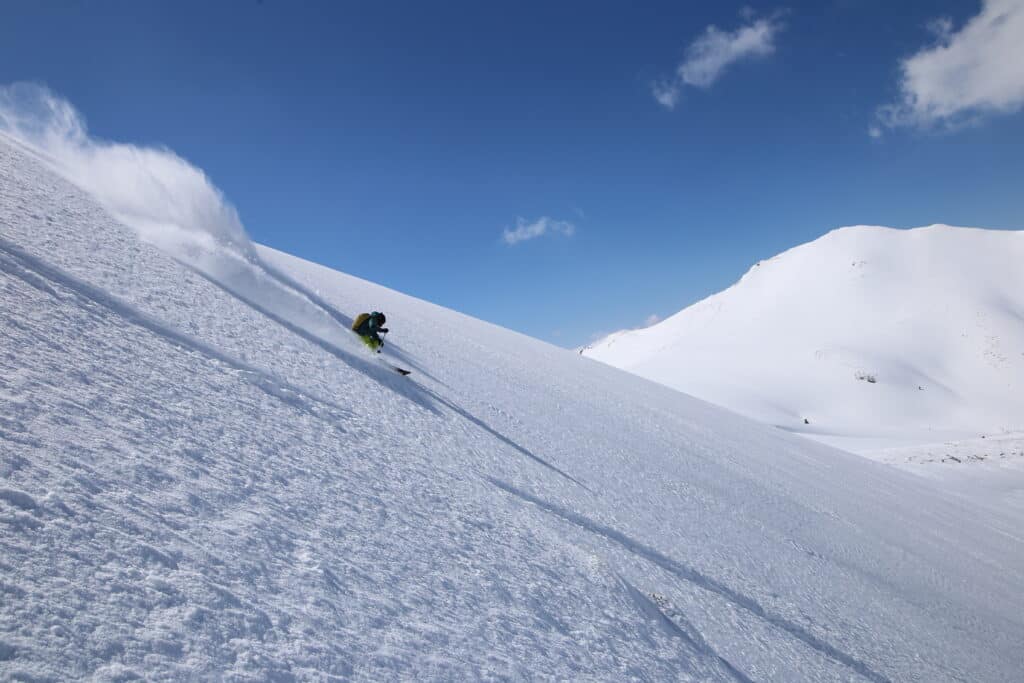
[{"x1": 3, "y1": 1, "x2": 1022, "y2": 346}]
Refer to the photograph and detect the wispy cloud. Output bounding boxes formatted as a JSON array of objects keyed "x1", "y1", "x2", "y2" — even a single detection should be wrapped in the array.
[
  {"x1": 643, "y1": 314, "x2": 662, "y2": 327},
  {"x1": 652, "y1": 10, "x2": 785, "y2": 109},
  {"x1": 502, "y1": 216, "x2": 576, "y2": 246},
  {"x1": 876, "y1": 0, "x2": 1024, "y2": 132},
  {"x1": 651, "y1": 80, "x2": 683, "y2": 110}
]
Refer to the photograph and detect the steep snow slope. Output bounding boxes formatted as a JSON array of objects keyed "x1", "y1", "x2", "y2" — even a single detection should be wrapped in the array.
[
  {"x1": 2, "y1": 135, "x2": 1023, "y2": 682},
  {"x1": 583, "y1": 225, "x2": 1024, "y2": 452}
]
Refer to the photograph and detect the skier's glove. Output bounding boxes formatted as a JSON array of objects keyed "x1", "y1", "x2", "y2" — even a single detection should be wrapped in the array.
[{"x1": 379, "y1": 328, "x2": 389, "y2": 333}]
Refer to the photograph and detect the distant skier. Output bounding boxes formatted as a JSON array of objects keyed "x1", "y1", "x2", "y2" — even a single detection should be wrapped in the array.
[{"x1": 351, "y1": 311, "x2": 388, "y2": 352}]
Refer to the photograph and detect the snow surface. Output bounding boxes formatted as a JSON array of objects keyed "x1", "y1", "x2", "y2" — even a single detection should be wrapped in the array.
[
  {"x1": 582, "y1": 224, "x2": 1024, "y2": 454},
  {"x1": 865, "y1": 432, "x2": 1024, "y2": 517},
  {"x1": 2, "y1": 131, "x2": 1024, "y2": 681}
]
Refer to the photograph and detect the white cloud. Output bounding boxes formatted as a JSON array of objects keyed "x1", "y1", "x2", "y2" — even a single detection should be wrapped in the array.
[
  {"x1": 652, "y1": 12, "x2": 784, "y2": 109},
  {"x1": 502, "y1": 216, "x2": 576, "y2": 246},
  {"x1": 679, "y1": 17, "x2": 782, "y2": 88},
  {"x1": 643, "y1": 314, "x2": 662, "y2": 327},
  {"x1": 925, "y1": 16, "x2": 954, "y2": 41},
  {"x1": 878, "y1": 0, "x2": 1024, "y2": 129},
  {"x1": 651, "y1": 80, "x2": 682, "y2": 110}
]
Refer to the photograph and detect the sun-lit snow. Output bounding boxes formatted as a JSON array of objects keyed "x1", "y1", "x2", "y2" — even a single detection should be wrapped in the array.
[
  {"x1": 2, "y1": 131, "x2": 1023, "y2": 681},
  {"x1": 583, "y1": 224, "x2": 1024, "y2": 455},
  {"x1": 865, "y1": 432, "x2": 1024, "y2": 516}
]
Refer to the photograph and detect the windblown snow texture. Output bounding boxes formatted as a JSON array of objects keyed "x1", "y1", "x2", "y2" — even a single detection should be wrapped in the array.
[{"x1": 2, "y1": 134, "x2": 1023, "y2": 681}]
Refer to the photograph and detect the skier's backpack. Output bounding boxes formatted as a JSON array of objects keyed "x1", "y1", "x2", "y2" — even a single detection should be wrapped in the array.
[{"x1": 351, "y1": 312, "x2": 371, "y2": 332}]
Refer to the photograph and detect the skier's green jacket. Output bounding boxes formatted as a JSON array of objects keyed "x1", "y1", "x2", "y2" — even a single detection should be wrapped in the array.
[{"x1": 352, "y1": 311, "x2": 388, "y2": 349}]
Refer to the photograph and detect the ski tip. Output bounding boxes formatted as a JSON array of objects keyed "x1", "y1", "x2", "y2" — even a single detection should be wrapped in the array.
[{"x1": 394, "y1": 368, "x2": 412, "y2": 376}]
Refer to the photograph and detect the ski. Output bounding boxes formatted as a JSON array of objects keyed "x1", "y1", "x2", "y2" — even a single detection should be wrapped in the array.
[{"x1": 351, "y1": 318, "x2": 410, "y2": 375}]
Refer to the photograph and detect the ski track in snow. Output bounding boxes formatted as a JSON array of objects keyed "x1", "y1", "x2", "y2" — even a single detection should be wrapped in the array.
[
  {"x1": 486, "y1": 478, "x2": 892, "y2": 683},
  {"x1": 2, "y1": 135, "x2": 1024, "y2": 680}
]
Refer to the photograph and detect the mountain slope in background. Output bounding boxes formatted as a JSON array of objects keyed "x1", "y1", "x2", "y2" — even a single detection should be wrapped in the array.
[
  {"x1": 2, "y1": 134, "x2": 1023, "y2": 681},
  {"x1": 583, "y1": 225, "x2": 1024, "y2": 452}
]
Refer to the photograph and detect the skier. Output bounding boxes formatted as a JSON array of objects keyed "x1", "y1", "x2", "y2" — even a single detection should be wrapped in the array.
[{"x1": 351, "y1": 311, "x2": 388, "y2": 352}]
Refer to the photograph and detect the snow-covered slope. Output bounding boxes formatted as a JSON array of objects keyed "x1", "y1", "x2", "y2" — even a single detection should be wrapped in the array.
[
  {"x1": 583, "y1": 225, "x2": 1024, "y2": 452},
  {"x1": 2, "y1": 134, "x2": 1023, "y2": 681},
  {"x1": 867, "y1": 432, "x2": 1024, "y2": 516}
]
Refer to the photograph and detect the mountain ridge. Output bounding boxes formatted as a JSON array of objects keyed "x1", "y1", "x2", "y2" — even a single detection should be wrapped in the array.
[{"x1": 584, "y1": 223, "x2": 1024, "y2": 451}]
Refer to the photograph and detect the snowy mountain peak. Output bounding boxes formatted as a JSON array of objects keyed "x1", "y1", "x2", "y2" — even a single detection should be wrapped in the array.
[{"x1": 584, "y1": 224, "x2": 1024, "y2": 451}]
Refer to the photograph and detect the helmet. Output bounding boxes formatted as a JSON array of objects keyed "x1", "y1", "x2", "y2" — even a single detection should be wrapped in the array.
[{"x1": 374, "y1": 311, "x2": 386, "y2": 325}]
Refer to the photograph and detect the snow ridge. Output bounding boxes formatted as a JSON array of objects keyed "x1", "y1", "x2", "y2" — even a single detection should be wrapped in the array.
[{"x1": 584, "y1": 224, "x2": 1024, "y2": 452}]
